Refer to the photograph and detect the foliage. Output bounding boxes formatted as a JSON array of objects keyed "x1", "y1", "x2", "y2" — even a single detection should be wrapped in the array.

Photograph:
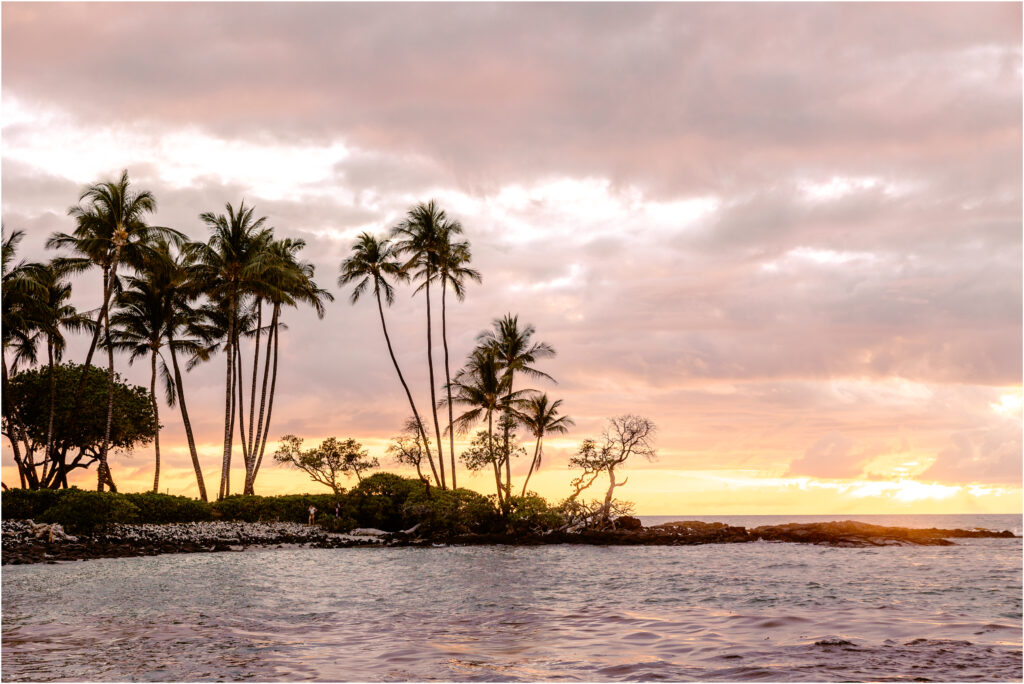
[
  {"x1": 1, "y1": 487, "x2": 63, "y2": 520},
  {"x1": 401, "y1": 486, "x2": 501, "y2": 536},
  {"x1": 122, "y1": 492, "x2": 213, "y2": 523},
  {"x1": 459, "y1": 428, "x2": 528, "y2": 472},
  {"x1": 38, "y1": 489, "x2": 141, "y2": 533},
  {"x1": 2, "y1": 362, "x2": 158, "y2": 488},
  {"x1": 0, "y1": 472, "x2": 565, "y2": 536},
  {"x1": 504, "y1": 494, "x2": 565, "y2": 534},
  {"x1": 210, "y1": 493, "x2": 341, "y2": 523},
  {"x1": 273, "y1": 434, "x2": 379, "y2": 493}
]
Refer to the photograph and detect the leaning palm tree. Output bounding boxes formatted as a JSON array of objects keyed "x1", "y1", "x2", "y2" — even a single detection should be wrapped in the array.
[
  {"x1": 109, "y1": 265, "x2": 172, "y2": 492},
  {"x1": 435, "y1": 229, "x2": 481, "y2": 489},
  {"x1": 243, "y1": 237, "x2": 333, "y2": 495},
  {"x1": 192, "y1": 201, "x2": 273, "y2": 499},
  {"x1": 478, "y1": 314, "x2": 556, "y2": 498},
  {"x1": 515, "y1": 394, "x2": 574, "y2": 496},
  {"x1": 391, "y1": 200, "x2": 451, "y2": 488},
  {"x1": 340, "y1": 232, "x2": 439, "y2": 485},
  {"x1": 46, "y1": 170, "x2": 182, "y2": 490},
  {"x1": 156, "y1": 241, "x2": 213, "y2": 500}
]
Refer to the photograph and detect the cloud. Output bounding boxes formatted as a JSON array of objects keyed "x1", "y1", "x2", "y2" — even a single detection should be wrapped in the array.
[{"x1": 1, "y1": 3, "x2": 1020, "y2": 503}]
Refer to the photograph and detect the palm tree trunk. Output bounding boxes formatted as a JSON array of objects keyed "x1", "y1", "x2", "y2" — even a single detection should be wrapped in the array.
[
  {"x1": 249, "y1": 305, "x2": 274, "y2": 486},
  {"x1": 150, "y1": 348, "x2": 161, "y2": 493},
  {"x1": 250, "y1": 305, "x2": 280, "y2": 492},
  {"x1": 247, "y1": 300, "x2": 262, "y2": 456},
  {"x1": 2, "y1": 354, "x2": 29, "y2": 489},
  {"x1": 521, "y1": 436, "x2": 542, "y2": 497},
  {"x1": 169, "y1": 340, "x2": 207, "y2": 501},
  {"x1": 235, "y1": 336, "x2": 251, "y2": 477},
  {"x1": 488, "y1": 410, "x2": 502, "y2": 505},
  {"x1": 45, "y1": 340, "x2": 57, "y2": 467},
  {"x1": 374, "y1": 289, "x2": 439, "y2": 486},
  {"x1": 219, "y1": 294, "x2": 235, "y2": 499},
  {"x1": 441, "y1": 276, "x2": 457, "y2": 489},
  {"x1": 59, "y1": 263, "x2": 113, "y2": 488},
  {"x1": 424, "y1": 274, "x2": 446, "y2": 488},
  {"x1": 97, "y1": 300, "x2": 116, "y2": 492},
  {"x1": 505, "y1": 439, "x2": 512, "y2": 500}
]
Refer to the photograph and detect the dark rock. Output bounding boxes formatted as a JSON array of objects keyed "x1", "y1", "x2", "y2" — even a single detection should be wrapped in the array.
[{"x1": 614, "y1": 515, "x2": 643, "y2": 531}]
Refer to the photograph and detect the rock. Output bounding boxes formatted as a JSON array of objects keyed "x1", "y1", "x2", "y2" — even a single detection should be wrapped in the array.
[{"x1": 614, "y1": 516, "x2": 643, "y2": 531}]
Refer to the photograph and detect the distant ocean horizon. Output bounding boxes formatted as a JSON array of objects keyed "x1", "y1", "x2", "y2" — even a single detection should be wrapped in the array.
[{"x1": 637, "y1": 513, "x2": 1023, "y2": 536}]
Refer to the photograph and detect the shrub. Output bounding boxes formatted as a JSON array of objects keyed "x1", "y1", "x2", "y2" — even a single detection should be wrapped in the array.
[
  {"x1": 38, "y1": 489, "x2": 140, "y2": 533},
  {"x1": 505, "y1": 494, "x2": 564, "y2": 535},
  {"x1": 122, "y1": 492, "x2": 212, "y2": 524},
  {"x1": 1, "y1": 488, "x2": 65, "y2": 520},
  {"x1": 210, "y1": 493, "x2": 339, "y2": 523},
  {"x1": 401, "y1": 486, "x2": 501, "y2": 536}
]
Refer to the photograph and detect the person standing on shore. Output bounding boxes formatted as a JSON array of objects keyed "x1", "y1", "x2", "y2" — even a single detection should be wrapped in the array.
[{"x1": 308, "y1": 505, "x2": 317, "y2": 525}]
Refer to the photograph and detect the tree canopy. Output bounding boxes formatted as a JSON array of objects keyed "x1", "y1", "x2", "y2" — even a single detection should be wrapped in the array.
[{"x1": 2, "y1": 362, "x2": 158, "y2": 489}]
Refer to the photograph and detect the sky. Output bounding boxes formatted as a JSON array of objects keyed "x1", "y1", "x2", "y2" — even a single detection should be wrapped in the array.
[{"x1": 2, "y1": 2, "x2": 1021, "y2": 514}]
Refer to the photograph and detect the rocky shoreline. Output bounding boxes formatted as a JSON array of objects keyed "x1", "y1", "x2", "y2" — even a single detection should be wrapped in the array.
[{"x1": 2, "y1": 518, "x2": 1017, "y2": 565}]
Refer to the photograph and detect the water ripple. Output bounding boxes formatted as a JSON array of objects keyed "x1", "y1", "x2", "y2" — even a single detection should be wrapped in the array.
[{"x1": 2, "y1": 535, "x2": 1021, "y2": 681}]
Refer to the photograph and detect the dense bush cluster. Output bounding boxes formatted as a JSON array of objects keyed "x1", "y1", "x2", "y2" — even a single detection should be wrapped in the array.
[{"x1": 0, "y1": 472, "x2": 578, "y2": 536}]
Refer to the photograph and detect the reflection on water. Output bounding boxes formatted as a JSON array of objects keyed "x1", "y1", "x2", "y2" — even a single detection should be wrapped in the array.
[{"x1": 3, "y1": 521, "x2": 1022, "y2": 681}]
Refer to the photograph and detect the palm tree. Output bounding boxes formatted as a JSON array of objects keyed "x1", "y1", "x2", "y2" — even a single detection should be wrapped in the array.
[
  {"x1": 193, "y1": 201, "x2": 273, "y2": 499},
  {"x1": 477, "y1": 314, "x2": 556, "y2": 498},
  {"x1": 339, "y1": 232, "x2": 439, "y2": 485},
  {"x1": 243, "y1": 237, "x2": 333, "y2": 495},
  {"x1": 160, "y1": 243, "x2": 212, "y2": 501},
  {"x1": 436, "y1": 229, "x2": 481, "y2": 489},
  {"x1": 109, "y1": 262, "x2": 171, "y2": 492},
  {"x1": 46, "y1": 170, "x2": 182, "y2": 491},
  {"x1": 515, "y1": 394, "x2": 574, "y2": 496},
  {"x1": 448, "y1": 345, "x2": 530, "y2": 505},
  {"x1": 29, "y1": 261, "x2": 91, "y2": 485},
  {"x1": 392, "y1": 200, "x2": 451, "y2": 488},
  {"x1": 2, "y1": 227, "x2": 44, "y2": 488}
]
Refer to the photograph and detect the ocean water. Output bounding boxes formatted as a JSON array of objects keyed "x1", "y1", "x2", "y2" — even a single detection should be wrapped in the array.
[{"x1": 2, "y1": 515, "x2": 1021, "y2": 682}]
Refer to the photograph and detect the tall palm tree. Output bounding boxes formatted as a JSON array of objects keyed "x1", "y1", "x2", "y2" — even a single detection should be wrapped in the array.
[
  {"x1": 436, "y1": 229, "x2": 481, "y2": 490},
  {"x1": 193, "y1": 201, "x2": 273, "y2": 499},
  {"x1": 478, "y1": 314, "x2": 556, "y2": 498},
  {"x1": 243, "y1": 236, "x2": 333, "y2": 495},
  {"x1": 46, "y1": 170, "x2": 181, "y2": 491},
  {"x1": 392, "y1": 200, "x2": 451, "y2": 488},
  {"x1": 515, "y1": 394, "x2": 574, "y2": 496},
  {"x1": 340, "y1": 232, "x2": 439, "y2": 485}
]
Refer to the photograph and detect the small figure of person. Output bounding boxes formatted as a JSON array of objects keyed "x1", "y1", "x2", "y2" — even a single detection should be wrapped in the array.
[
  {"x1": 308, "y1": 505, "x2": 317, "y2": 525},
  {"x1": 334, "y1": 503, "x2": 341, "y2": 519}
]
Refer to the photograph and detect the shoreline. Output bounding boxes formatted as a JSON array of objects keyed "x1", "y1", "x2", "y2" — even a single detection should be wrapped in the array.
[{"x1": 2, "y1": 518, "x2": 1017, "y2": 566}]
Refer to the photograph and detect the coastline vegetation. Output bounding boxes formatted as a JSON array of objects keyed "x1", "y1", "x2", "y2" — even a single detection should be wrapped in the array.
[{"x1": 2, "y1": 169, "x2": 656, "y2": 529}]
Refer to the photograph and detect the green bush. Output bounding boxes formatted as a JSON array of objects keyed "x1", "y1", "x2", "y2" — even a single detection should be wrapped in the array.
[
  {"x1": 39, "y1": 489, "x2": 140, "y2": 533},
  {"x1": 1, "y1": 488, "x2": 65, "y2": 520},
  {"x1": 122, "y1": 492, "x2": 212, "y2": 524},
  {"x1": 505, "y1": 494, "x2": 564, "y2": 534},
  {"x1": 211, "y1": 493, "x2": 339, "y2": 523},
  {"x1": 401, "y1": 486, "x2": 501, "y2": 536}
]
